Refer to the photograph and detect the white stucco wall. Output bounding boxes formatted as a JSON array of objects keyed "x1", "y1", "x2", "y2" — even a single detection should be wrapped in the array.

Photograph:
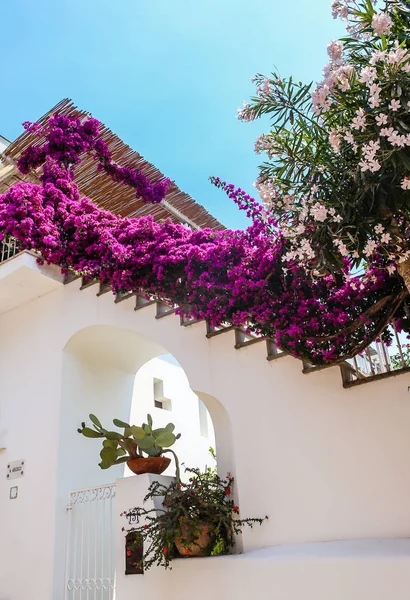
[
  {"x1": 128, "y1": 357, "x2": 216, "y2": 479},
  {"x1": 116, "y1": 475, "x2": 410, "y2": 600},
  {"x1": 1, "y1": 254, "x2": 410, "y2": 599}
]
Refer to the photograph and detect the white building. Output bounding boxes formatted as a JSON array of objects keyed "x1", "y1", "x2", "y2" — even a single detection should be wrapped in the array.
[{"x1": 1, "y1": 102, "x2": 410, "y2": 600}]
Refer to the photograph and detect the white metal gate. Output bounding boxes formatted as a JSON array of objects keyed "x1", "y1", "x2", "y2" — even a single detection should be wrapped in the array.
[{"x1": 65, "y1": 483, "x2": 116, "y2": 600}]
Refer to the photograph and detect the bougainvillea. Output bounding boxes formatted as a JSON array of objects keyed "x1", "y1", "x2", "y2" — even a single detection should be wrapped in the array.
[
  {"x1": 18, "y1": 115, "x2": 172, "y2": 204},
  {"x1": 0, "y1": 113, "x2": 409, "y2": 366}
]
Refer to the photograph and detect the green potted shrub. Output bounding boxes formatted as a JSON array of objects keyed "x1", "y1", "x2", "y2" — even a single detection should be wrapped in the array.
[
  {"x1": 123, "y1": 465, "x2": 267, "y2": 570},
  {"x1": 78, "y1": 413, "x2": 181, "y2": 478}
]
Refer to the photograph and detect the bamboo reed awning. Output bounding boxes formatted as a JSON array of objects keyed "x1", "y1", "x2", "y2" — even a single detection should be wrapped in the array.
[{"x1": 0, "y1": 99, "x2": 224, "y2": 231}]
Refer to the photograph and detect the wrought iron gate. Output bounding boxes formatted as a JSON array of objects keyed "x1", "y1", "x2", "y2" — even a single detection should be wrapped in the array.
[{"x1": 65, "y1": 483, "x2": 116, "y2": 599}]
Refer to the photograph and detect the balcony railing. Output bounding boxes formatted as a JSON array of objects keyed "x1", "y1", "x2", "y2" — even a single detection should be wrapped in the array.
[
  {"x1": 340, "y1": 321, "x2": 410, "y2": 387},
  {"x1": 0, "y1": 236, "x2": 20, "y2": 263}
]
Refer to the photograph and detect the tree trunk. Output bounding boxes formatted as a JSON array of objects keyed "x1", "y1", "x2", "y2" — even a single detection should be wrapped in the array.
[
  {"x1": 397, "y1": 256, "x2": 410, "y2": 293},
  {"x1": 381, "y1": 210, "x2": 410, "y2": 292}
]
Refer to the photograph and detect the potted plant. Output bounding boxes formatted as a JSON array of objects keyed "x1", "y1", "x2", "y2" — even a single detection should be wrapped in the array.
[
  {"x1": 78, "y1": 413, "x2": 181, "y2": 478},
  {"x1": 123, "y1": 465, "x2": 268, "y2": 570}
]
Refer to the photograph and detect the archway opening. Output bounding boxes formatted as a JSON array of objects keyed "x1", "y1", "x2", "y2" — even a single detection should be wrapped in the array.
[
  {"x1": 128, "y1": 353, "x2": 216, "y2": 479},
  {"x1": 60, "y1": 325, "x2": 231, "y2": 492}
]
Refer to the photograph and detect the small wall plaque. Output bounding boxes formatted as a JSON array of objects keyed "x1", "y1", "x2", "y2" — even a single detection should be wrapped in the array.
[
  {"x1": 127, "y1": 513, "x2": 139, "y2": 526},
  {"x1": 9, "y1": 486, "x2": 18, "y2": 499},
  {"x1": 7, "y1": 460, "x2": 25, "y2": 480}
]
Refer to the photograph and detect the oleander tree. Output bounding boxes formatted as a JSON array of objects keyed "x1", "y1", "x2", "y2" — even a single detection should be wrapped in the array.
[{"x1": 239, "y1": 0, "x2": 410, "y2": 291}]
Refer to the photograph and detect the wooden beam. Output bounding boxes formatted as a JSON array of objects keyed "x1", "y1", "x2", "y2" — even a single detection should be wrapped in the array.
[
  {"x1": 114, "y1": 291, "x2": 135, "y2": 303},
  {"x1": 80, "y1": 277, "x2": 99, "y2": 290}
]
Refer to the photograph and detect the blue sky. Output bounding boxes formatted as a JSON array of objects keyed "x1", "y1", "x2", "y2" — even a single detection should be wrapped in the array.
[{"x1": 0, "y1": 0, "x2": 344, "y2": 229}]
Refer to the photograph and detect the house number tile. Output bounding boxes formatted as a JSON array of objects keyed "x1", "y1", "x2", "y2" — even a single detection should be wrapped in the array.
[{"x1": 6, "y1": 460, "x2": 25, "y2": 480}]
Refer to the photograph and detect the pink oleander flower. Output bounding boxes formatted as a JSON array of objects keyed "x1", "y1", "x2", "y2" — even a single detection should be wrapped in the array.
[
  {"x1": 380, "y1": 126, "x2": 394, "y2": 137},
  {"x1": 327, "y1": 40, "x2": 343, "y2": 61},
  {"x1": 368, "y1": 83, "x2": 381, "y2": 109},
  {"x1": 237, "y1": 102, "x2": 256, "y2": 122},
  {"x1": 310, "y1": 202, "x2": 328, "y2": 222},
  {"x1": 329, "y1": 129, "x2": 341, "y2": 153},
  {"x1": 389, "y1": 99, "x2": 401, "y2": 112},
  {"x1": 359, "y1": 67, "x2": 377, "y2": 86},
  {"x1": 369, "y1": 95, "x2": 381, "y2": 109},
  {"x1": 363, "y1": 240, "x2": 378, "y2": 257},
  {"x1": 375, "y1": 113, "x2": 388, "y2": 126},
  {"x1": 401, "y1": 177, "x2": 410, "y2": 190},
  {"x1": 370, "y1": 50, "x2": 387, "y2": 65},
  {"x1": 331, "y1": 0, "x2": 348, "y2": 20},
  {"x1": 333, "y1": 238, "x2": 349, "y2": 256},
  {"x1": 371, "y1": 12, "x2": 393, "y2": 36},
  {"x1": 387, "y1": 130, "x2": 405, "y2": 147},
  {"x1": 352, "y1": 108, "x2": 366, "y2": 131},
  {"x1": 402, "y1": 61, "x2": 410, "y2": 74},
  {"x1": 388, "y1": 44, "x2": 408, "y2": 65},
  {"x1": 344, "y1": 131, "x2": 355, "y2": 144},
  {"x1": 369, "y1": 83, "x2": 381, "y2": 96}
]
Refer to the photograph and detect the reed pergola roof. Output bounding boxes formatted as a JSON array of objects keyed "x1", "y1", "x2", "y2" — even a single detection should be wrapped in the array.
[{"x1": 0, "y1": 99, "x2": 224, "y2": 231}]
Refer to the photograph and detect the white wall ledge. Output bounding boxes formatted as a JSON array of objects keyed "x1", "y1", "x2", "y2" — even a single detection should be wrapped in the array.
[
  {"x1": 116, "y1": 537, "x2": 410, "y2": 600},
  {"x1": 0, "y1": 251, "x2": 63, "y2": 314},
  {"x1": 204, "y1": 538, "x2": 410, "y2": 563},
  {"x1": 155, "y1": 538, "x2": 410, "y2": 573}
]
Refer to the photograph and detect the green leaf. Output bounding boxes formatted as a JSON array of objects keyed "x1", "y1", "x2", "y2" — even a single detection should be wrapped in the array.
[
  {"x1": 80, "y1": 427, "x2": 103, "y2": 438},
  {"x1": 143, "y1": 445, "x2": 160, "y2": 457},
  {"x1": 147, "y1": 414, "x2": 153, "y2": 428},
  {"x1": 155, "y1": 431, "x2": 176, "y2": 448},
  {"x1": 131, "y1": 426, "x2": 146, "y2": 440},
  {"x1": 89, "y1": 414, "x2": 102, "y2": 429},
  {"x1": 165, "y1": 423, "x2": 175, "y2": 433},
  {"x1": 105, "y1": 431, "x2": 123, "y2": 441},
  {"x1": 113, "y1": 418, "x2": 130, "y2": 428},
  {"x1": 98, "y1": 461, "x2": 111, "y2": 470},
  {"x1": 103, "y1": 439, "x2": 118, "y2": 449},
  {"x1": 138, "y1": 435, "x2": 155, "y2": 450},
  {"x1": 99, "y1": 447, "x2": 117, "y2": 466},
  {"x1": 152, "y1": 428, "x2": 166, "y2": 436}
]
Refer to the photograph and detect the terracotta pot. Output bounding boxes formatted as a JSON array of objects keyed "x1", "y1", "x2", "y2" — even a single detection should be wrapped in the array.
[
  {"x1": 126, "y1": 456, "x2": 171, "y2": 475},
  {"x1": 174, "y1": 522, "x2": 215, "y2": 557}
]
